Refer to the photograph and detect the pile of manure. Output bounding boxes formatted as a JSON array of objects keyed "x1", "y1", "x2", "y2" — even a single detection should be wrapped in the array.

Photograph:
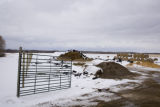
[
  {"x1": 96, "y1": 62, "x2": 137, "y2": 79},
  {"x1": 58, "y1": 50, "x2": 92, "y2": 61}
]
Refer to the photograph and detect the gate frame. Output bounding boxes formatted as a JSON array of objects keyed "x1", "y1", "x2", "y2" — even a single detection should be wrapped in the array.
[{"x1": 16, "y1": 47, "x2": 72, "y2": 97}]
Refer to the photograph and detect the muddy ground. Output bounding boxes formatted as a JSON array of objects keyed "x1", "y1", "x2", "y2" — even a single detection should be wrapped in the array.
[
  {"x1": 36, "y1": 67, "x2": 160, "y2": 107},
  {"x1": 93, "y1": 68, "x2": 160, "y2": 107}
]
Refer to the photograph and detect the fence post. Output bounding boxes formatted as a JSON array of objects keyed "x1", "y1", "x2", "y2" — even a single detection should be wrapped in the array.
[
  {"x1": 69, "y1": 60, "x2": 72, "y2": 88},
  {"x1": 60, "y1": 60, "x2": 63, "y2": 88},
  {"x1": 48, "y1": 57, "x2": 51, "y2": 91},
  {"x1": 17, "y1": 47, "x2": 22, "y2": 97},
  {"x1": 25, "y1": 52, "x2": 29, "y2": 77},
  {"x1": 22, "y1": 52, "x2": 25, "y2": 88},
  {"x1": 34, "y1": 55, "x2": 38, "y2": 94}
]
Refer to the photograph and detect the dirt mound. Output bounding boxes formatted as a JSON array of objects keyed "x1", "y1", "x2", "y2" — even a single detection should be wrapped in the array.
[
  {"x1": 96, "y1": 62, "x2": 136, "y2": 79},
  {"x1": 58, "y1": 50, "x2": 92, "y2": 61}
]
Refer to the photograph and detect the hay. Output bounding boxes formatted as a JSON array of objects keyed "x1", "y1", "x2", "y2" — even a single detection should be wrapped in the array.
[
  {"x1": 96, "y1": 62, "x2": 136, "y2": 79},
  {"x1": 73, "y1": 62, "x2": 85, "y2": 66},
  {"x1": 136, "y1": 61, "x2": 160, "y2": 68}
]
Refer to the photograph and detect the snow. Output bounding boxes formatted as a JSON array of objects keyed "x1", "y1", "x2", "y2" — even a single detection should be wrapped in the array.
[
  {"x1": 52, "y1": 51, "x2": 65, "y2": 56},
  {"x1": 91, "y1": 59, "x2": 106, "y2": 65},
  {"x1": 85, "y1": 65, "x2": 102, "y2": 74},
  {"x1": 0, "y1": 53, "x2": 19, "y2": 107},
  {"x1": 150, "y1": 56, "x2": 160, "y2": 65},
  {"x1": 0, "y1": 52, "x2": 149, "y2": 107},
  {"x1": 84, "y1": 53, "x2": 116, "y2": 60},
  {"x1": 72, "y1": 65, "x2": 84, "y2": 73},
  {"x1": 121, "y1": 61, "x2": 130, "y2": 66}
]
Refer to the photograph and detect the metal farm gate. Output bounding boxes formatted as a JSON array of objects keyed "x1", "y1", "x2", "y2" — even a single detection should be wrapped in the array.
[{"x1": 17, "y1": 47, "x2": 72, "y2": 97}]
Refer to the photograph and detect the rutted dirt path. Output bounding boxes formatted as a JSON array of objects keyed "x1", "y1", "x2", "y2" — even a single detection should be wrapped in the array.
[
  {"x1": 94, "y1": 68, "x2": 160, "y2": 107},
  {"x1": 33, "y1": 67, "x2": 160, "y2": 107},
  {"x1": 95, "y1": 78, "x2": 160, "y2": 107}
]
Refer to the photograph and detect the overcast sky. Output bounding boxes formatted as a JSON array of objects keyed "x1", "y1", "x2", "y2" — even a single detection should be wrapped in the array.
[{"x1": 0, "y1": 0, "x2": 160, "y2": 52}]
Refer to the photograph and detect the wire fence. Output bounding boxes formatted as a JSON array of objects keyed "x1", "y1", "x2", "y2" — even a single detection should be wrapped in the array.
[{"x1": 17, "y1": 47, "x2": 72, "y2": 97}]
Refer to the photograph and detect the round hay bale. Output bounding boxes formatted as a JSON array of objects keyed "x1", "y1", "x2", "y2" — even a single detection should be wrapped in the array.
[{"x1": 96, "y1": 62, "x2": 135, "y2": 79}]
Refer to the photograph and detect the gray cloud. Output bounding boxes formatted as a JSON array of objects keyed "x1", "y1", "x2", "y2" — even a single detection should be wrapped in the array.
[{"x1": 0, "y1": 0, "x2": 160, "y2": 52}]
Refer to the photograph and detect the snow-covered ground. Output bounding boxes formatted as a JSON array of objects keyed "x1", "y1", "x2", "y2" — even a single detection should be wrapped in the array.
[
  {"x1": 150, "y1": 56, "x2": 160, "y2": 65},
  {"x1": 84, "y1": 53, "x2": 116, "y2": 60},
  {"x1": 0, "y1": 52, "x2": 160, "y2": 107}
]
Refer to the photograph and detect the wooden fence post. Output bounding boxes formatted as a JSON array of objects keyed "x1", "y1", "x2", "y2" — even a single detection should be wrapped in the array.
[
  {"x1": 17, "y1": 47, "x2": 22, "y2": 97},
  {"x1": 69, "y1": 60, "x2": 72, "y2": 88},
  {"x1": 22, "y1": 52, "x2": 25, "y2": 88}
]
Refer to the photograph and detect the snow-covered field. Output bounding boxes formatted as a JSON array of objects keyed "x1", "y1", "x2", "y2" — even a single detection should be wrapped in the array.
[{"x1": 0, "y1": 52, "x2": 160, "y2": 107}]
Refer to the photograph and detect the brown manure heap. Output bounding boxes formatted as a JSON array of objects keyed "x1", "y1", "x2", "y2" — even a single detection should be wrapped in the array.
[
  {"x1": 58, "y1": 50, "x2": 92, "y2": 61},
  {"x1": 96, "y1": 62, "x2": 136, "y2": 79}
]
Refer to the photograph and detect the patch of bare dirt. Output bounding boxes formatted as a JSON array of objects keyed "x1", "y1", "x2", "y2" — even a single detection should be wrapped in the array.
[{"x1": 94, "y1": 78, "x2": 160, "y2": 107}]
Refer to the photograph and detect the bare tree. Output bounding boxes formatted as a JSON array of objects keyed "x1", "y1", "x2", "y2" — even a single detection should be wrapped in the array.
[{"x1": 0, "y1": 35, "x2": 5, "y2": 57}]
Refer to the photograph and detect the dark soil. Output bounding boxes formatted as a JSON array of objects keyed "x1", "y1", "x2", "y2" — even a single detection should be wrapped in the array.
[
  {"x1": 96, "y1": 62, "x2": 137, "y2": 79},
  {"x1": 58, "y1": 51, "x2": 92, "y2": 61},
  {"x1": 95, "y1": 78, "x2": 160, "y2": 107}
]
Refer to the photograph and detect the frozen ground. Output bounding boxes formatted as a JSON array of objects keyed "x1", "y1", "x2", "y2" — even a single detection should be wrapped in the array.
[{"x1": 0, "y1": 53, "x2": 160, "y2": 107}]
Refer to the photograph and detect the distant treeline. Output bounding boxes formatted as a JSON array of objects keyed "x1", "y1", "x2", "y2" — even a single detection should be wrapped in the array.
[
  {"x1": 82, "y1": 51, "x2": 136, "y2": 54},
  {"x1": 5, "y1": 49, "x2": 57, "y2": 53},
  {"x1": 4, "y1": 49, "x2": 160, "y2": 54},
  {"x1": 82, "y1": 51, "x2": 160, "y2": 54}
]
